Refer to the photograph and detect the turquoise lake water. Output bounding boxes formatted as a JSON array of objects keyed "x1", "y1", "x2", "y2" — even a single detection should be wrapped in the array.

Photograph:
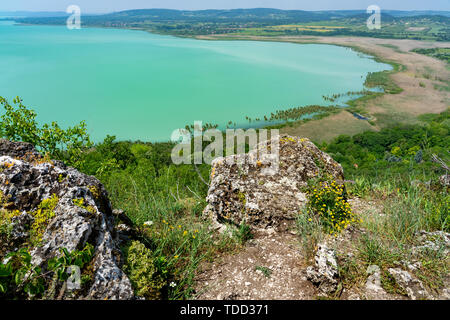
[{"x1": 0, "y1": 21, "x2": 391, "y2": 141}]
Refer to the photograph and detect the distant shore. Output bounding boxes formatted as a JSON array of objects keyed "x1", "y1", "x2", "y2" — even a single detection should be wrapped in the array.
[{"x1": 194, "y1": 34, "x2": 449, "y2": 142}]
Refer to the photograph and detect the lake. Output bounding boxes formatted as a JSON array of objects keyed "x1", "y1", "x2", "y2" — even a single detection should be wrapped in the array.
[{"x1": 0, "y1": 21, "x2": 391, "y2": 141}]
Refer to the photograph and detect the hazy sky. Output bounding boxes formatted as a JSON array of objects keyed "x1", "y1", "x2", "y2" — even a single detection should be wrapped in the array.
[{"x1": 1, "y1": 0, "x2": 449, "y2": 13}]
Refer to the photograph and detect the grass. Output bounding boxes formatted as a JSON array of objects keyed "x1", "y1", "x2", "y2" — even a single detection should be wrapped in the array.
[
  {"x1": 92, "y1": 109, "x2": 449, "y2": 299},
  {"x1": 280, "y1": 110, "x2": 376, "y2": 143},
  {"x1": 93, "y1": 151, "x2": 245, "y2": 299},
  {"x1": 350, "y1": 174, "x2": 447, "y2": 294},
  {"x1": 412, "y1": 47, "x2": 450, "y2": 63},
  {"x1": 255, "y1": 266, "x2": 273, "y2": 278},
  {"x1": 363, "y1": 61, "x2": 404, "y2": 95},
  {"x1": 378, "y1": 44, "x2": 403, "y2": 53},
  {"x1": 296, "y1": 208, "x2": 324, "y2": 262},
  {"x1": 296, "y1": 159, "x2": 449, "y2": 298}
]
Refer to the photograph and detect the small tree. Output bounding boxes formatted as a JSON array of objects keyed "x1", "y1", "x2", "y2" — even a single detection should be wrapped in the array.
[{"x1": 0, "y1": 96, "x2": 92, "y2": 167}]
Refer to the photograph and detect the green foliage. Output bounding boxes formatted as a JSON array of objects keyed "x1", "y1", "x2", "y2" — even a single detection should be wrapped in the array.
[
  {"x1": 72, "y1": 198, "x2": 96, "y2": 214},
  {"x1": 74, "y1": 133, "x2": 234, "y2": 300},
  {"x1": 0, "y1": 248, "x2": 45, "y2": 298},
  {"x1": 358, "y1": 235, "x2": 388, "y2": 265},
  {"x1": 30, "y1": 194, "x2": 59, "y2": 244},
  {"x1": 0, "y1": 206, "x2": 21, "y2": 240},
  {"x1": 296, "y1": 209, "x2": 323, "y2": 261},
  {"x1": 255, "y1": 266, "x2": 272, "y2": 278},
  {"x1": 382, "y1": 186, "x2": 449, "y2": 239},
  {"x1": 322, "y1": 109, "x2": 450, "y2": 177},
  {"x1": 47, "y1": 244, "x2": 94, "y2": 282},
  {"x1": 233, "y1": 223, "x2": 254, "y2": 245},
  {"x1": 412, "y1": 47, "x2": 450, "y2": 63},
  {"x1": 0, "y1": 245, "x2": 94, "y2": 299},
  {"x1": 365, "y1": 67, "x2": 403, "y2": 94},
  {"x1": 122, "y1": 241, "x2": 166, "y2": 300},
  {"x1": 0, "y1": 96, "x2": 92, "y2": 167},
  {"x1": 307, "y1": 180, "x2": 356, "y2": 235}
]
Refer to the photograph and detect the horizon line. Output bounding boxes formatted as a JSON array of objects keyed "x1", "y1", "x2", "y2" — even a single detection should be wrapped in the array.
[{"x1": 1, "y1": 8, "x2": 450, "y2": 14}]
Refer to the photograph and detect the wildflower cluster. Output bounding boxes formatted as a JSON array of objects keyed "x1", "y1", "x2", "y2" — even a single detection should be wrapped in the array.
[
  {"x1": 72, "y1": 198, "x2": 96, "y2": 214},
  {"x1": 155, "y1": 219, "x2": 200, "y2": 240},
  {"x1": 307, "y1": 180, "x2": 355, "y2": 235},
  {"x1": 31, "y1": 194, "x2": 59, "y2": 243}
]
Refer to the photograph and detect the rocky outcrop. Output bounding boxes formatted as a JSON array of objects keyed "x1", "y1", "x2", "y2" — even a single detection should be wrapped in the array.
[
  {"x1": 413, "y1": 230, "x2": 450, "y2": 256},
  {"x1": 0, "y1": 139, "x2": 134, "y2": 300},
  {"x1": 204, "y1": 135, "x2": 344, "y2": 232},
  {"x1": 306, "y1": 244, "x2": 339, "y2": 295},
  {"x1": 364, "y1": 265, "x2": 389, "y2": 299},
  {"x1": 388, "y1": 268, "x2": 432, "y2": 300}
]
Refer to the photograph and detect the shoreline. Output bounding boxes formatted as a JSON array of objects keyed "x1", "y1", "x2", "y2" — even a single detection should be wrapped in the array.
[{"x1": 195, "y1": 34, "x2": 449, "y2": 142}]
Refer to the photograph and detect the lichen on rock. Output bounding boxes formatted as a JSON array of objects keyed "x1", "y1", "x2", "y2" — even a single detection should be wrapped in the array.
[
  {"x1": 0, "y1": 139, "x2": 134, "y2": 300},
  {"x1": 203, "y1": 134, "x2": 345, "y2": 232},
  {"x1": 305, "y1": 244, "x2": 339, "y2": 295}
]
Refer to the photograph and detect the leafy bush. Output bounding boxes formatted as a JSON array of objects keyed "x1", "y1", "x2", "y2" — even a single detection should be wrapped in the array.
[
  {"x1": 307, "y1": 180, "x2": 356, "y2": 235},
  {"x1": 122, "y1": 241, "x2": 166, "y2": 300},
  {"x1": 0, "y1": 245, "x2": 95, "y2": 299},
  {"x1": 322, "y1": 109, "x2": 449, "y2": 177},
  {"x1": 0, "y1": 96, "x2": 92, "y2": 167},
  {"x1": 47, "y1": 244, "x2": 94, "y2": 283},
  {"x1": 0, "y1": 248, "x2": 45, "y2": 298}
]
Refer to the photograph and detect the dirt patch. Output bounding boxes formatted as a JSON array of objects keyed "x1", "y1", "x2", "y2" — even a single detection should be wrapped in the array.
[{"x1": 193, "y1": 231, "x2": 317, "y2": 300}]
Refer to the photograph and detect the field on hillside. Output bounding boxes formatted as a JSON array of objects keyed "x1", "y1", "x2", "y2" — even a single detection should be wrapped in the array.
[
  {"x1": 13, "y1": 9, "x2": 450, "y2": 41},
  {"x1": 232, "y1": 17, "x2": 449, "y2": 41}
]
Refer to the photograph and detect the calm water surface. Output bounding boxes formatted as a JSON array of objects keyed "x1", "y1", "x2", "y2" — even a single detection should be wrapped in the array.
[{"x1": 0, "y1": 21, "x2": 391, "y2": 141}]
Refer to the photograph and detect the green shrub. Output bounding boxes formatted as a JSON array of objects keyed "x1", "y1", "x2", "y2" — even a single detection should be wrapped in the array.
[
  {"x1": 122, "y1": 241, "x2": 166, "y2": 300},
  {"x1": 0, "y1": 245, "x2": 95, "y2": 299},
  {"x1": 0, "y1": 248, "x2": 45, "y2": 298},
  {"x1": 307, "y1": 180, "x2": 356, "y2": 235},
  {"x1": 0, "y1": 96, "x2": 92, "y2": 167},
  {"x1": 233, "y1": 223, "x2": 253, "y2": 245},
  {"x1": 47, "y1": 244, "x2": 94, "y2": 282}
]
